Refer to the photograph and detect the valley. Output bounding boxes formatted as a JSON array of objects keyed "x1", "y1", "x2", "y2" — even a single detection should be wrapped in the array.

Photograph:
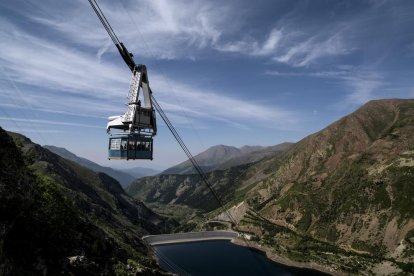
[
  {"x1": 127, "y1": 99, "x2": 414, "y2": 275},
  {"x1": 3, "y1": 0, "x2": 414, "y2": 274},
  {"x1": 1, "y1": 99, "x2": 413, "y2": 275}
]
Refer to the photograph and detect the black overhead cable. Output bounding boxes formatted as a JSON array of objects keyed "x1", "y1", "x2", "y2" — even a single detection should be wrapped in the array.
[
  {"x1": 87, "y1": 0, "x2": 238, "y2": 229},
  {"x1": 151, "y1": 94, "x2": 230, "y2": 213},
  {"x1": 86, "y1": 2, "x2": 269, "y2": 273},
  {"x1": 87, "y1": 0, "x2": 120, "y2": 45},
  {"x1": 151, "y1": 96, "x2": 274, "y2": 274},
  {"x1": 153, "y1": 247, "x2": 190, "y2": 275}
]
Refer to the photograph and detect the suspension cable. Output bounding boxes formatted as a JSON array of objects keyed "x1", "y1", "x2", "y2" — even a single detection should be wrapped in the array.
[
  {"x1": 85, "y1": 1, "x2": 268, "y2": 273},
  {"x1": 87, "y1": 0, "x2": 120, "y2": 46},
  {"x1": 151, "y1": 94, "x2": 272, "y2": 274},
  {"x1": 86, "y1": 0, "x2": 229, "y2": 211},
  {"x1": 151, "y1": 94, "x2": 241, "y2": 227}
]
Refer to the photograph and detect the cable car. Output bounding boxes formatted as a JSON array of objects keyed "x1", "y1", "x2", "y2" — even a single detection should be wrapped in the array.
[
  {"x1": 88, "y1": 1, "x2": 231, "y2": 225},
  {"x1": 106, "y1": 65, "x2": 157, "y2": 160},
  {"x1": 87, "y1": 0, "x2": 156, "y2": 160}
]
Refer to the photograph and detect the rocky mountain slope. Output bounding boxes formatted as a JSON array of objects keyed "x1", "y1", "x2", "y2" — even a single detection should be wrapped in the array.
[
  {"x1": 127, "y1": 164, "x2": 252, "y2": 213},
  {"x1": 0, "y1": 128, "x2": 170, "y2": 275},
  {"x1": 249, "y1": 99, "x2": 414, "y2": 243},
  {"x1": 237, "y1": 99, "x2": 414, "y2": 273},
  {"x1": 161, "y1": 143, "x2": 292, "y2": 175},
  {"x1": 127, "y1": 144, "x2": 291, "y2": 223},
  {"x1": 44, "y1": 145, "x2": 135, "y2": 187},
  {"x1": 127, "y1": 99, "x2": 414, "y2": 274}
]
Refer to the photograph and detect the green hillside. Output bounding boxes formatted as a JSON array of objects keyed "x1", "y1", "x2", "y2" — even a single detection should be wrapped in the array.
[{"x1": 0, "y1": 128, "x2": 170, "y2": 275}]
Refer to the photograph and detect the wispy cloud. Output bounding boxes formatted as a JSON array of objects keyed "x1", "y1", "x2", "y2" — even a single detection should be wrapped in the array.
[
  {"x1": 266, "y1": 66, "x2": 386, "y2": 105},
  {"x1": 22, "y1": 0, "x2": 226, "y2": 60},
  {"x1": 265, "y1": 69, "x2": 350, "y2": 78},
  {"x1": 0, "y1": 117, "x2": 102, "y2": 129},
  {"x1": 273, "y1": 33, "x2": 350, "y2": 67},
  {"x1": 216, "y1": 21, "x2": 352, "y2": 67},
  {"x1": 217, "y1": 28, "x2": 283, "y2": 56},
  {"x1": 214, "y1": 1, "x2": 413, "y2": 67},
  {"x1": 0, "y1": 6, "x2": 297, "y2": 131},
  {"x1": 4, "y1": 128, "x2": 64, "y2": 134},
  {"x1": 151, "y1": 74, "x2": 298, "y2": 129},
  {"x1": 0, "y1": 103, "x2": 108, "y2": 120},
  {"x1": 342, "y1": 72, "x2": 385, "y2": 105}
]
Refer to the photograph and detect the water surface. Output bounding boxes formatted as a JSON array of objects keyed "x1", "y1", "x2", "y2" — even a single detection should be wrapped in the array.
[{"x1": 154, "y1": 240, "x2": 328, "y2": 276}]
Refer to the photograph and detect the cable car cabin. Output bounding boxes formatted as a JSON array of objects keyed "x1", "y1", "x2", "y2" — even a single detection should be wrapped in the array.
[{"x1": 108, "y1": 134, "x2": 153, "y2": 160}]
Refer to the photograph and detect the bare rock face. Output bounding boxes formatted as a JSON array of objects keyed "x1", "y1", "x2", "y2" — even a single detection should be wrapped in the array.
[{"x1": 248, "y1": 99, "x2": 414, "y2": 255}]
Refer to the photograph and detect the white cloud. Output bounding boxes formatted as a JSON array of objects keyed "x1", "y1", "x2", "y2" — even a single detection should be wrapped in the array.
[
  {"x1": 266, "y1": 67, "x2": 385, "y2": 105},
  {"x1": 0, "y1": 11, "x2": 297, "y2": 131},
  {"x1": 150, "y1": 73, "x2": 297, "y2": 129},
  {"x1": 342, "y1": 73, "x2": 385, "y2": 105},
  {"x1": 265, "y1": 69, "x2": 349, "y2": 78},
  {"x1": 313, "y1": 68, "x2": 386, "y2": 105},
  {"x1": 274, "y1": 34, "x2": 350, "y2": 67},
  {"x1": 260, "y1": 29, "x2": 283, "y2": 55},
  {"x1": 0, "y1": 117, "x2": 102, "y2": 129},
  {"x1": 4, "y1": 128, "x2": 64, "y2": 134},
  {"x1": 0, "y1": 19, "x2": 127, "y2": 100},
  {"x1": 217, "y1": 28, "x2": 283, "y2": 56},
  {"x1": 217, "y1": 24, "x2": 351, "y2": 67},
  {"x1": 24, "y1": 0, "x2": 225, "y2": 60},
  {"x1": 7, "y1": 0, "x2": 354, "y2": 68}
]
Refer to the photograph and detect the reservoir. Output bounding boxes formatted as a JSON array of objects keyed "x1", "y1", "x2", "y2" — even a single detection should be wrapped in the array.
[{"x1": 153, "y1": 240, "x2": 329, "y2": 276}]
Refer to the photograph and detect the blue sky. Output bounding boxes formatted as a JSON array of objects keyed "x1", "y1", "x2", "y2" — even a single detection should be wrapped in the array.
[{"x1": 1, "y1": 0, "x2": 413, "y2": 170}]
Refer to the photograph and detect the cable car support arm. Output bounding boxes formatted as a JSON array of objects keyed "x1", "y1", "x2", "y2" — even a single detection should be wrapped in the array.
[{"x1": 87, "y1": 0, "x2": 136, "y2": 72}]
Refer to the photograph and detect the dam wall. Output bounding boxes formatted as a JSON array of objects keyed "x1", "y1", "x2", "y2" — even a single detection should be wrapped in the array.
[{"x1": 142, "y1": 230, "x2": 239, "y2": 246}]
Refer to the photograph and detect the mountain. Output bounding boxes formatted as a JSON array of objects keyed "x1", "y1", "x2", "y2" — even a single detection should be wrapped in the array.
[
  {"x1": 241, "y1": 99, "x2": 414, "y2": 256},
  {"x1": 127, "y1": 164, "x2": 253, "y2": 213},
  {"x1": 44, "y1": 145, "x2": 135, "y2": 187},
  {"x1": 128, "y1": 143, "x2": 292, "y2": 222},
  {"x1": 120, "y1": 167, "x2": 161, "y2": 179},
  {"x1": 161, "y1": 143, "x2": 292, "y2": 175},
  {"x1": 1, "y1": 128, "x2": 171, "y2": 275},
  {"x1": 218, "y1": 143, "x2": 293, "y2": 170},
  {"x1": 127, "y1": 99, "x2": 414, "y2": 274}
]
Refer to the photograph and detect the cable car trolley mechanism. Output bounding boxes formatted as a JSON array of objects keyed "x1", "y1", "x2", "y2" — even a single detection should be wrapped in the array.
[{"x1": 87, "y1": 0, "x2": 156, "y2": 160}]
